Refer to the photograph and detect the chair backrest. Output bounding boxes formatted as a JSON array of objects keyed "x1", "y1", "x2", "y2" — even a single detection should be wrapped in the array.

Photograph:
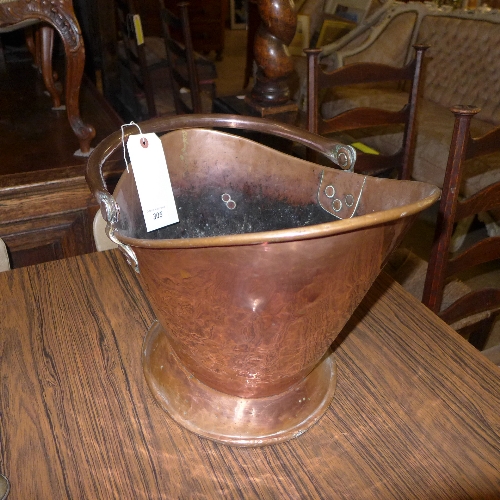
[
  {"x1": 423, "y1": 105, "x2": 500, "y2": 346},
  {"x1": 115, "y1": 0, "x2": 157, "y2": 119},
  {"x1": 305, "y1": 44, "x2": 427, "y2": 179},
  {"x1": 159, "y1": 1, "x2": 203, "y2": 114}
]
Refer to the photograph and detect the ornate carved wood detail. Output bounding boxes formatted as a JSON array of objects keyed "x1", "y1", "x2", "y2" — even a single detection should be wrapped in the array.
[
  {"x1": 0, "y1": 0, "x2": 81, "y2": 50},
  {"x1": 0, "y1": 0, "x2": 95, "y2": 153},
  {"x1": 248, "y1": 0, "x2": 297, "y2": 108}
]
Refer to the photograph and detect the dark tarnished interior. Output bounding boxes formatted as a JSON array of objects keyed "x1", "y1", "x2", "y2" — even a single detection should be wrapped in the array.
[{"x1": 113, "y1": 129, "x2": 438, "y2": 243}]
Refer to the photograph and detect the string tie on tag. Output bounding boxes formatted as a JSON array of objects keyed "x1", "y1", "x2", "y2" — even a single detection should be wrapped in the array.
[{"x1": 121, "y1": 121, "x2": 143, "y2": 172}]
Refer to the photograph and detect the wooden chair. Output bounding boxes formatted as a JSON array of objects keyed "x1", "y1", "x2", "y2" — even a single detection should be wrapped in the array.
[
  {"x1": 24, "y1": 25, "x2": 63, "y2": 110},
  {"x1": 423, "y1": 105, "x2": 500, "y2": 348},
  {"x1": 387, "y1": 105, "x2": 500, "y2": 350},
  {"x1": 305, "y1": 44, "x2": 428, "y2": 179},
  {"x1": 0, "y1": 0, "x2": 95, "y2": 154},
  {"x1": 115, "y1": 0, "x2": 161, "y2": 119},
  {"x1": 159, "y1": 1, "x2": 217, "y2": 114}
]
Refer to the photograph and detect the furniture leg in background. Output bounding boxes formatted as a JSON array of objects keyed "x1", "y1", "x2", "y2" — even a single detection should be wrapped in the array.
[{"x1": 0, "y1": 0, "x2": 95, "y2": 155}]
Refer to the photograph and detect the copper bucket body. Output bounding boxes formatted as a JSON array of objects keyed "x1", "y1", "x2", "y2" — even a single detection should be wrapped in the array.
[{"x1": 87, "y1": 115, "x2": 440, "y2": 446}]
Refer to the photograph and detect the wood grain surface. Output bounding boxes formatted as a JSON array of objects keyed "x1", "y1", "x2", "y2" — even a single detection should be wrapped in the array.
[{"x1": 0, "y1": 250, "x2": 499, "y2": 499}]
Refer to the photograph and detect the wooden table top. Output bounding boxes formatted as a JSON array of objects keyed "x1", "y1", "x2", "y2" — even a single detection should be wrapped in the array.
[{"x1": 0, "y1": 250, "x2": 499, "y2": 498}]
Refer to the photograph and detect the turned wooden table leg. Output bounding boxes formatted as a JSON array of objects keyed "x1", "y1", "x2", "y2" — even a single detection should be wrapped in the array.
[{"x1": 246, "y1": 0, "x2": 298, "y2": 115}]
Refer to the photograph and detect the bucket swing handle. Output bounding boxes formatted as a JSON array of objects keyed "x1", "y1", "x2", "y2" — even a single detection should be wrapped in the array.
[
  {"x1": 97, "y1": 190, "x2": 140, "y2": 273},
  {"x1": 85, "y1": 114, "x2": 357, "y2": 271}
]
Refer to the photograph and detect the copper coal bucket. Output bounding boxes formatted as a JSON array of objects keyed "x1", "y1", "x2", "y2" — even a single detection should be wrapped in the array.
[{"x1": 86, "y1": 115, "x2": 440, "y2": 446}]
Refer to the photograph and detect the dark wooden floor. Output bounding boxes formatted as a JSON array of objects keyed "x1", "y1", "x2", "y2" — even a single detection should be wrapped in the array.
[{"x1": 0, "y1": 53, "x2": 123, "y2": 179}]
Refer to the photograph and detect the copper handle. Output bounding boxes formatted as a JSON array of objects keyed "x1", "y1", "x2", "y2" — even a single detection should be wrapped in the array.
[{"x1": 85, "y1": 114, "x2": 356, "y2": 222}]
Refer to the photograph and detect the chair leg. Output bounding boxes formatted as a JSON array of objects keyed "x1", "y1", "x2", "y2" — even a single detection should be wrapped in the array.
[
  {"x1": 59, "y1": 27, "x2": 95, "y2": 154},
  {"x1": 25, "y1": 26, "x2": 62, "y2": 108},
  {"x1": 40, "y1": 25, "x2": 62, "y2": 109},
  {"x1": 458, "y1": 314, "x2": 497, "y2": 351},
  {"x1": 25, "y1": 26, "x2": 38, "y2": 66}
]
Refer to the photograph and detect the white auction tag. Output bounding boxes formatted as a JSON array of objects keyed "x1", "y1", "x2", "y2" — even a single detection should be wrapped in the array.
[{"x1": 127, "y1": 133, "x2": 179, "y2": 232}]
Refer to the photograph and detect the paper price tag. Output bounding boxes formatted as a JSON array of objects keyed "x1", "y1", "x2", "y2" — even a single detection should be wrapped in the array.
[{"x1": 127, "y1": 133, "x2": 179, "y2": 232}]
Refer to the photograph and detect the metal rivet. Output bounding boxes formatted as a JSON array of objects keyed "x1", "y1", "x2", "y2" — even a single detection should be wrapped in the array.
[
  {"x1": 325, "y1": 185, "x2": 335, "y2": 198},
  {"x1": 338, "y1": 152, "x2": 348, "y2": 167}
]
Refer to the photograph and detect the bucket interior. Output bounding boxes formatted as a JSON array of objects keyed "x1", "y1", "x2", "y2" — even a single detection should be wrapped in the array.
[{"x1": 113, "y1": 129, "x2": 439, "y2": 244}]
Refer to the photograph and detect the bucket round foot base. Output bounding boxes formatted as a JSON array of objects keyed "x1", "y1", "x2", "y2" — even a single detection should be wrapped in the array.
[{"x1": 142, "y1": 321, "x2": 337, "y2": 447}]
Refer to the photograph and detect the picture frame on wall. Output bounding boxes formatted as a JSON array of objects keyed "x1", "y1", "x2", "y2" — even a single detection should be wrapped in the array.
[
  {"x1": 316, "y1": 18, "x2": 356, "y2": 47},
  {"x1": 288, "y1": 14, "x2": 311, "y2": 56},
  {"x1": 324, "y1": 0, "x2": 372, "y2": 24},
  {"x1": 230, "y1": 0, "x2": 248, "y2": 29}
]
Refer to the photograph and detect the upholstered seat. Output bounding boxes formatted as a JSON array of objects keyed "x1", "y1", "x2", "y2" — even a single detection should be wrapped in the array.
[
  {"x1": 316, "y1": 2, "x2": 500, "y2": 237},
  {"x1": 306, "y1": 45, "x2": 427, "y2": 179}
]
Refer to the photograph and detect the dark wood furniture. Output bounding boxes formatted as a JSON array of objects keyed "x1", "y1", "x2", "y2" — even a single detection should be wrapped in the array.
[
  {"x1": 0, "y1": 249, "x2": 499, "y2": 497},
  {"x1": 0, "y1": 161, "x2": 122, "y2": 269},
  {"x1": 212, "y1": 94, "x2": 301, "y2": 153},
  {"x1": 247, "y1": 0, "x2": 298, "y2": 114},
  {"x1": 24, "y1": 24, "x2": 62, "y2": 109},
  {"x1": 423, "y1": 105, "x2": 500, "y2": 346},
  {"x1": 0, "y1": 0, "x2": 95, "y2": 154},
  {"x1": 115, "y1": 0, "x2": 163, "y2": 119},
  {"x1": 72, "y1": 0, "x2": 121, "y2": 101},
  {"x1": 160, "y1": 1, "x2": 217, "y2": 114},
  {"x1": 0, "y1": 61, "x2": 124, "y2": 269},
  {"x1": 305, "y1": 45, "x2": 428, "y2": 179},
  {"x1": 163, "y1": 0, "x2": 226, "y2": 60}
]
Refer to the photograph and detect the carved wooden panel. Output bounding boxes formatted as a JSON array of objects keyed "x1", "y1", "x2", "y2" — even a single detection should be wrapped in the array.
[{"x1": 0, "y1": 166, "x2": 122, "y2": 269}]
